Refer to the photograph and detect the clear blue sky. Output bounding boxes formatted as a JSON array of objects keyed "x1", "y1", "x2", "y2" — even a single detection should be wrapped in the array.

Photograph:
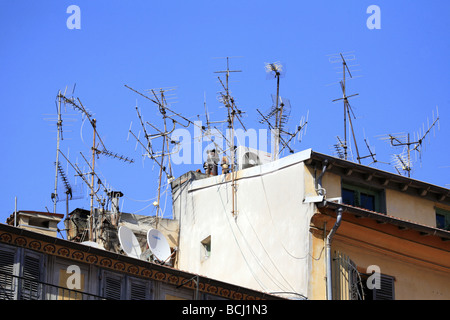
[{"x1": 1, "y1": 1, "x2": 449, "y2": 230}]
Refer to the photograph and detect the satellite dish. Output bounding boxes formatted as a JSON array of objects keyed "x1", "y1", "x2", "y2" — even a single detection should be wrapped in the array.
[
  {"x1": 147, "y1": 228, "x2": 171, "y2": 263},
  {"x1": 81, "y1": 241, "x2": 104, "y2": 250},
  {"x1": 118, "y1": 226, "x2": 142, "y2": 259}
]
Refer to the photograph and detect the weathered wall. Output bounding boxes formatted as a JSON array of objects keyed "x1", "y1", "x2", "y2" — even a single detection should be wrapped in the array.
[{"x1": 174, "y1": 150, "x2": 314, "y2": 299}]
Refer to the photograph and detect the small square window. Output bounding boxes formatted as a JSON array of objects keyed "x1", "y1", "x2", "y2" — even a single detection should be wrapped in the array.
[
  {"x1": 435, "y1": 208, "x2": 450, "y2": 231},
  {"x1": 201, "y1": 236, "x2": 211, "y2": 260}
]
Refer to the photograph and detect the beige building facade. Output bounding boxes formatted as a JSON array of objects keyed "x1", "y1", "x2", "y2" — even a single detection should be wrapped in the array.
[{"x1": 171, "y1": 148, "x2": 450, "y2": 300}]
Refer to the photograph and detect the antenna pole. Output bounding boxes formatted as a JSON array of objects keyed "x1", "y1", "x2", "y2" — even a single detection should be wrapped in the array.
[
  {"x1": 331, "y1": 53, "x2": 360, "y2": 162},
  {"x1": 53, "y1": 91, "x2": 63, "y2": 214},
  {"x1": 343, "y1": 62, "x2": 348, "y2": 160},
  {"x1": 89, "y1": 118, "x2": 97, "y2": 242},
  {"x1": 407, "y1": 133, "x2": 411, "y2": 178},
  {"x1": 274, "y1": 72, "x2": 281, "y2": 160}
]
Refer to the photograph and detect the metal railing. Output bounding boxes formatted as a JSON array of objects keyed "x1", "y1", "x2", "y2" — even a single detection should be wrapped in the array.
[{"x1": 0, "y1": 270, "x2": 107, "y2": 300}]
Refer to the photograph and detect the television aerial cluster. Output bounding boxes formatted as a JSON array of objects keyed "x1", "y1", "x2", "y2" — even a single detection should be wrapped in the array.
[
  {"x1": 52, "y1": 87, "x2": 134, "y2": 241},
  {"x1": 379, "y1": 106, "x2": 440, "y2": 177},
  {"x1": 257, "y1": 61, "x2": 308, "y2": 161}
]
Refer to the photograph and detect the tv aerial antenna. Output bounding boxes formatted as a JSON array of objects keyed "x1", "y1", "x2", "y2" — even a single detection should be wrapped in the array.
[
  {"x1": 358, "y1": 137, "x2": 390, "y2": 167},
  {"x1": 45, "y1": 86, "x2": 79, "y2": 215},
  {"x1": 197, "y1": 93, "x2": 231, "y2": 175},
  {"x1": 125, "y1": 84, "x2": 201, "y2": 226},
  {"x1": 214, "y1": 57, "x2": 247, "y2": 165},
  {"x1": 214, "y1": 57, "x2": 247, "y2": 218},
  {"x1": 57, "y1": 91, "x2": 134, "y2": 241},
  {"x1": 257, "y1": 62, "x2": 308, "y2": 160},
  {"x1": 330, "y1": 53, "x2": 362, "y2": 164},
  {"x1": 379, "y1": 106, "x2": 440, "y2": 177}
]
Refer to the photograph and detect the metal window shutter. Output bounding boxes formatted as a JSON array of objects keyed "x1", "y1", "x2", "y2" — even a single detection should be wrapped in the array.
[
  {"x1": 104, "y1": 275, "x2": 122, "y2": 300},
  {"x1": 130, "y1": 281, "x2": 148, "y2": 300},
  {"x1": 21, "y1": 255, "x2": 42, "y2": 300},
  {"x1": 0, "y1": 249, "x2": 16, "y2": 299},
  {"x1": 373, "y1": 274, "x2": 395, "y2": 300}
]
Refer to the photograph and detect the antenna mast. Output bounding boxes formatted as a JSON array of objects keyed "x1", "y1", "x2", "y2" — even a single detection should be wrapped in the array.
[
  {"x1": 52, "y1": 90, "x2": 63, "y2": 214},
  {"x1": 258, "y1": 62, "x2": 308, "y2": 159},
  {"x1": 214, "y1": 57, "x2": 246, "y2": 218},
  {"x1": 331, "y1": 53, "x2": 361, "y2": 163},
  {"x1": 381, "y1": 107, "x2": 440, "y2": 177},
  {"x1": 126, "y1": 85, "x2": 196, "y2": 226},
  {"x1": 58, "y1": 92, "x2": 134, "y2": 241}
]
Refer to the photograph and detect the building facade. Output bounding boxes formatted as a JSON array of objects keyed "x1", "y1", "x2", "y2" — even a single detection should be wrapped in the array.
[
  {"x1": 0, "y1": 222, "x2": 282, "y2": 300},
  {"x1": 171, "y1": 148, "x2": 450, "y2": 300}
]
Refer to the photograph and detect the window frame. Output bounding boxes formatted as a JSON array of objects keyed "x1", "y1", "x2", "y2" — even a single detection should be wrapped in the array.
[
  {"x1": 435, "y1": 207, "x2": 450, "y2": 231},
  {"x1": 341, "y1": 181, "x2": 385, "y2": 213}
]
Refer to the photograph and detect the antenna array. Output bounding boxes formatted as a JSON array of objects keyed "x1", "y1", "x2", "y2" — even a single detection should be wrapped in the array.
[
  {"x1": 125, "y1": 84, "x2": 200, "y2": 226},
  {"x1": 258, "y1": 62, "x2": 308, "y2": 160},
  {"x1": 379, "y1": 106, "x2": 440, "y2": 177},
  {"x1": 54, "y1": 89, "x2": 134, "y2": 241},
  {"x1": 330, "y1": 52, "x2": 362, "y2": 163}
]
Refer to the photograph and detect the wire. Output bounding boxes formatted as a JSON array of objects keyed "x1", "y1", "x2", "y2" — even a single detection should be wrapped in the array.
[
  {"x1": 214, "y1": 183, "x2": 269, "y2": 292},
  {"x1": 258, "y1": 172, "x2": 312, "y2": 260},
  {"x1": 239, "y1": 208, "x2": 298, "y2": 293},
  {"x1": 216, "y1": 181, "x2": 299, "y2": 293}
]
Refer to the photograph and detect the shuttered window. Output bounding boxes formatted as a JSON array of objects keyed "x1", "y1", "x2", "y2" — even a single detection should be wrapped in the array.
[
  {"x1": 129, "y1": 279, "x2": 149, "y2": 300},
  {"x1": 0, "y1": 248, "x2": 16, "y2": 300},
  {"x1": 332, "y1": 251, "x2": 395, "y2": 300},
  {"x1": 102, "y1": 272, "x2": 124, "y2": 300},
  {"x1": 20, "y1": 253, "x2": 43, "y2": 300},
  {"x1": 373, "y1": 274, "x2": 395, "y2": 300}
]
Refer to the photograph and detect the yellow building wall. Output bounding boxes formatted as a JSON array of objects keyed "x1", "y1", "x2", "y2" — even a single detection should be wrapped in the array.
[
  {"x1": 333, "y1": 239, "x2": 450, "y2": 300},
  {"x1": 385, "y1": 189, "x2": 436, "y2": 226},
  {"x1": 314, "y1": 169, "x2": 444, "y2": 228}
]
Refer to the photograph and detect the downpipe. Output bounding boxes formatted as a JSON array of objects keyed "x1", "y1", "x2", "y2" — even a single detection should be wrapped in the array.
[
  {"x1": 316, "y1": 160, "x2": 328, "y2": 197},
  {"x1": 326, "y1": 206, "x2": 343, "y2": 300}
]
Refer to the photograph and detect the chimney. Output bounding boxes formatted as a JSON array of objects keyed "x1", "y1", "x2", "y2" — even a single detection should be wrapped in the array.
[{"x1": 108, "y1": 191, "x2": 123, "y2": 225}]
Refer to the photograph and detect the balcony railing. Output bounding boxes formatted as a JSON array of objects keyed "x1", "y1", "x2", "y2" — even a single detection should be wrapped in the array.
[{"x1": 0, "y1": 270, "x2": 107, "y2": 300}]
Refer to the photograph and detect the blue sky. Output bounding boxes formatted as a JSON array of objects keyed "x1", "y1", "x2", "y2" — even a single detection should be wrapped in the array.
[{"x1": 1, "y1": 1, "x2": 449, "y2": 230}]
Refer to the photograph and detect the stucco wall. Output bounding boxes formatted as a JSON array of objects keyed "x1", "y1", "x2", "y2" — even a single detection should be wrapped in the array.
[
  {"x1": 333, "y1": 240, "x2": 450, "y2": 300},
  {"x1": 174, "y1": 151, "x2": 315, "y2": 298}
]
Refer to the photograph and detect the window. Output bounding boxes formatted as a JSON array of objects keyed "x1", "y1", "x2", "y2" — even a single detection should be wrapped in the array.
[
  {"x1": 341, "y1": 182, "x2": 384, "y2": 213},
  {"x1": 102, "y1": 271, "x2": 124, "y2": 300},
  {"x1": 201, "y1": 236, "x2": 211, "y2": 261},
  {"x1": 0, "y1": 246, "x2": 17, "y2": 300},
  {"x1": 358, "y1": 273, "x2": 395, "y2": 300},
  {"x1": 436, "y1": 208, "x2": 450, "y2": 231},
  {"x1": 128, "y1": 278, "x2": 152, "y2": 300},
  {"x1": 20, "y1": 251, "x2": 44, "y2": 300}
]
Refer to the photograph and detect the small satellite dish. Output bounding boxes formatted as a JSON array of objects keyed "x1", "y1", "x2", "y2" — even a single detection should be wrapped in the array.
[
  {"x1": 147, "y1": 228, "x2": 171, "y2": 263},
  {"x1": 118, "y1": 226, "x2": 142, "y2": 259},
  {"x1": 81, "y1": 241, "x2": 104, "y2": 250}
]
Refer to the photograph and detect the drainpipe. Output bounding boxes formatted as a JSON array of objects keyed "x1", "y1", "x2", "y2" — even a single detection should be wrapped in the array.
[
  {"x1": 326, "y1": 206, "x2": 343, "y2": 300},
  {"x1": 316, "y1": 160, "x2": 328, "y2": 196}
]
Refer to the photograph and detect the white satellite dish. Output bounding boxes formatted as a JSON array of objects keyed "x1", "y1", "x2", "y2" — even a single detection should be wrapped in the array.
[
  {"x1": 147, "y1": 228, "x2": 171, "y2": 263},
  {"x1": 81, "y1": 241, "x2": 104, "y2": 250},
  {"x1": 118, "y1": 226, "x2": 142, "y2": 259}
]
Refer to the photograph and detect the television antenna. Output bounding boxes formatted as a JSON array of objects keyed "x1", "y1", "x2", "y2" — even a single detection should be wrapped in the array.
[
  {"x1": 45, "y1": 87, "x2": 80, "y2": 215},
  {"x1": 380, "y1": 106, "x2": 440, "y2": 177},
  {"x1": 358, "y1": 137, "x2": 390, "y2": 166},
  {"x1": 258, "y1": 62, "x2": 308, "y2": 159},
  {"x1": 126, "y1": 85, "x2": 200, "y2": 226},
  {"x1": 55, "y1": 160, "x2": 84, "y2": 218},
  {"x1": 214, "y1": 57, "x2": 247, "y2": 218},
  {"x1": 198, "y1": 92, "x2": 233, "y2": 175},
  {"x1": 330, "y1": 53, "x2": 362, "y2": 163},
  {"x1": 57, "y1": 92, "x2": 134, "y2": 241}
]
